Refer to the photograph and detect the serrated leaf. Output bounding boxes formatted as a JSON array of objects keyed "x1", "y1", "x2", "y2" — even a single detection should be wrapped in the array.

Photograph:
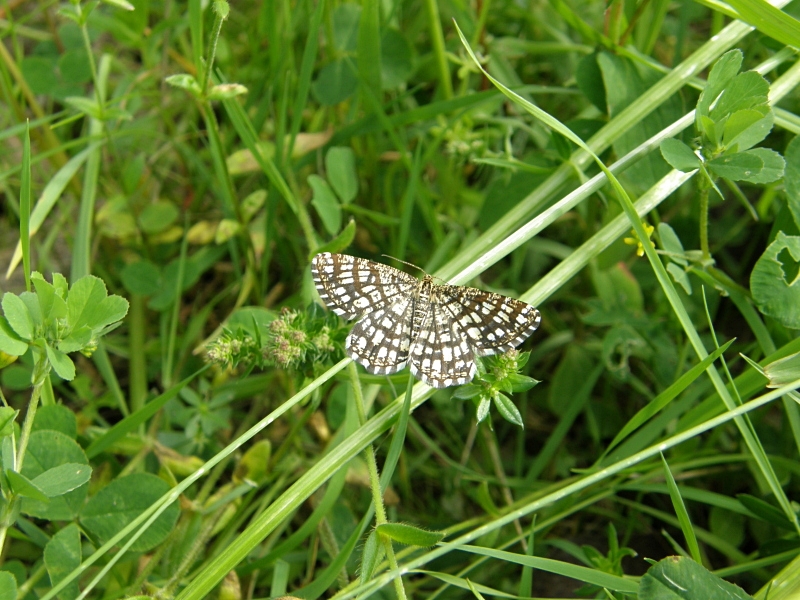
[
  {"x1": 493, "y1": 393, "x2": 523, "y2": 427},
  {"x1": 709, "y1": 71, "x2": 769, "y2": 122},
  {"x1": 325, "y1": 147, "x2": 358, "y2": 204},
  {"x1": 67, "y1": 275, "x2": 109, "y2": 331},
  {"x1": 2, "y1": 294, "x2": 34, "y2": 340},
  {"x1": 32, "y1": 463, "x2": 92, "y2": 497},
  {"x1": 707, "y1": 151, "x2": 763, "y2": 181},
  {"x1": 660, "y1": 138, "x2": 700, "y2": 172},
  {"x1": 87, "y1": 295, "x2": 129, "y2": 330},
  {"x1": 722, "y1": 108, "x2": 773, "y2": 152},
  {"x1": 750, "y1": 232, "x2": 800, "y2": 328},
  {"x1": 737, "y1": 148, "x2": 784, "y2": 184},
  {"x1": 6, "y1": 469, "x2": 50, "y2": 502},
  {"x1": 697, "y1": 50, "x2": 743, "y2": 120},
  {"x1": 0, "y1": 572, "x2": 16, "y2": 600},
  {"x1": 377, "y1": 522, "x2": 444, "y2": 547},
  {"x1": 58, "y1": 326, "x2": 92, "y2": 354},
  {"x1": 308, "y1": 174, "x2": 342, "y2": 235},
  {"x1": 46, "y1": 343, "x2": 75, "y2": 381},
  {"x1": 0, "y1": 316, "x2": 29, "y2": 356}
]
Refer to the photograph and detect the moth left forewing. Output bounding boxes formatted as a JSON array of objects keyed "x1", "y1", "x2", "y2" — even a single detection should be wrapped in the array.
[
  {"x1": 311, "y1": 252, "x2": 416, "y2": 320},
  {"x1": 440, "y1": 285, "x2": 541, "y2": 357}
]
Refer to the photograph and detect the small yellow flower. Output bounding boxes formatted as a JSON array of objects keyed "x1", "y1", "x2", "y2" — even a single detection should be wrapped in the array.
[{"x1": 624, "y1": 223, "x2": 655, "y2": 257}]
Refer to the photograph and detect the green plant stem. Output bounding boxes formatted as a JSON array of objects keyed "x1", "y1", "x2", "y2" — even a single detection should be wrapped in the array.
[
  {"x1": 78, "y1": 6, "x2": 101, "y2": 111},
  {"x1": 0, "y1": 382, "x2": 43, "y2": 555},
  {"x1": 423, "y1": 0, "x2": 452, "y2": 99},
  {"x1": 202, "y1": 1, "x2": 227, "y2": 94},
  {"x1": 347, "y1": 363, "x2": 407, "y2": 600},
  {"x1": 699, "y1": 186, "x2": 711, "y2": 260}
]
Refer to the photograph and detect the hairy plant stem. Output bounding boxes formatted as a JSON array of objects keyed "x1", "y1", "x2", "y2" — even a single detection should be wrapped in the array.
[
  {"x1": 348, "y1": 364, "x2": 408, "y2": 600},
  {"x1": 699, "y1": 185, "x2": 711, "y2": 261}
]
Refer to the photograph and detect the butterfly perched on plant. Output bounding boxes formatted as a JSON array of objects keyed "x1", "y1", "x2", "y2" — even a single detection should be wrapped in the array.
[{"x1": 311, "y1": 253, "x2": 541, "y2": 388}]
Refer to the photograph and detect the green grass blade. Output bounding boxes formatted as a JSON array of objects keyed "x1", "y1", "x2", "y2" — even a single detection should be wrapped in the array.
[{"x1": 661, "y1": 454, "x2": 703, "y2": 564}]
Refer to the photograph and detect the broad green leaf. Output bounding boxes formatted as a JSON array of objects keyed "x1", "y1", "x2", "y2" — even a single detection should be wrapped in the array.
[
  {"x1": 67, "y1": 276, "x2": 109, "y2": 331},
  {"x1": 709, "y1": 71, "x2": 769, "y2": 122},
  {"x1": 722, "y1": 108, "x2": 773, "y2": 152},
  {"x1": 736, "y1": 148, "x2": 785, "y2": 184},
  {"x1": 120, "y1": 260, "x2": 162, "y2": 296},
  {"x1": 80, "y1": 472, "x2": 180, "y2": 552},
  {"x1": 0, "y1": 316, "x2": 29, "y2": 356},
  {"x1": 750, "y1": 232, "x2": 800, "y2": 328},
  {"x1": 658, "y1": 223, "x2": 688, "y2": 266},
  {"x1": 2, "y1": 293, "x2": 34, "y2": 340},
  {"x1": 0, "y1": 572, "x2": 17, "y2": 600},
  {"x1": 44, "y1": 523, "x2": 81, "y2": 600},
  {"x1": 667, "y1": 262, "x2": 692, "y2": 295},
  {"x1": 311, "y1": 58, "x2": 358, "y2": 106},
  {"x1": 697, "y1": 50, "x2": 742, "y2": 120},
  {"x1": 314, "y1": 218, "x2": 357, "y2": 257},
  {"x1": 32, "y1": 463, "x2": 92, "y2": 497},
  {"x1": 308, "y1": 174, "x2": 342, "y2": 235},
  {"x1": 6, "y1": 470, "x2": 50, "y2": 503},
  {"x1": 138, "y1": 201, "x2": 180, "y2": 234},
  {"x1": 325, "y1": 147, "x2": 358, "y2": 204},
  {"x1": 19, "y1": 291, "x2": 43, "y2": 328},
  {"x1": 660, "y1": 138, "x2": 700, "y2": 172},
  {"x1": 0, "y1": 406, "x2": 16, "y2": 437},
  {"x1": 785, "y1": 136, "x2": 800, "y2": 229},
  {"x1": 381, "y1": 28, "x2": 413, "y2": 89},
  {"x1": 764, "y1": 351, "x2": 800, "y2": 389},
  {"x1": 332, "y1": 3, "x2": 360, "y2": 51},
  {"x1": 377, "y1": 522, "x2": 444, "y2": 546},
  {"x1": 46, "y1": 343, "x2": 76, "y2": 381},
  {"x1": 492, "y1": 393, "x2": 523, "y2": 427},
  {"x1": 575, "y1": 52, "x2": 606, "y2": 113},
  {"x1": 87, "y1": 295, "x2": 129, "y2": 330},
  {"x1": 32, "y1": 275, "x2": 68, "y2": 321},
  {"x1": 58, "y1": 326, "x2": 92, "y2": 354},
  {"x1": 33, "y1": 404, "x2": 77, "y2": 438},
  {"x1": 20, "y1": 430, "x2": 89, "y2": 520},
  {"x1": 639, "y1": 555, "x2": 752, "y2": 599},
  {"x1": 707, "y1": 151, "x2": 763, "y2": 181}
]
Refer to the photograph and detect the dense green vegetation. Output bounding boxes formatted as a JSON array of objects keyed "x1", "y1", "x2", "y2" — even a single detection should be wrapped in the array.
[{"x1": 1, "y1": 0, "x2": 800, "y2": 598}]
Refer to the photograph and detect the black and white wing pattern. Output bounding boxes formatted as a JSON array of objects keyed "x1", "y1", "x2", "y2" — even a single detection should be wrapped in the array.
[
  {"x1": 408, "y1": 301, "x2": 476, "y2": 388},
  {"x1": 311, "y1": 252, "x2": 541, "y2": 388},
  {"x1": 311, "y1": 252, "x2": 417, "y2": 320},
  {"x1": 438, "y1": 286, "x2": 542, "y2": 357}
]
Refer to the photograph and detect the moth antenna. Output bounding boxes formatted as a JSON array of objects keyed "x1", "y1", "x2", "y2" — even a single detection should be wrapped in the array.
[{"x1": 381, "y1": 254, "x2": 428, "y2": 276}]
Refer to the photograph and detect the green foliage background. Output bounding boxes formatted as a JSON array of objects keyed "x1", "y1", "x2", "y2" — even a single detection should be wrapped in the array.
[{"x1": 1, "y1": 0, "x2": 800, "y2": 598}]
